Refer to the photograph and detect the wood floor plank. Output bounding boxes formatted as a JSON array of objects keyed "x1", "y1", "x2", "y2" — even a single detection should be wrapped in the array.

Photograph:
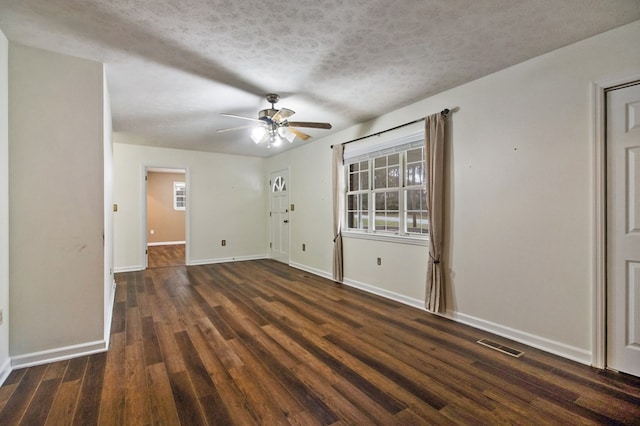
[
  {"x1": 98, "y1": 332, "x2": 126, "y2": 425},
  {"x1": 140, "y1": 316, "x2": 163, "y2": 366},
  {"x1": 0, "y1": 383, "x2": 17, "y2": 412},
  {"x1": 72, "y1": 352, "x2": 107, "y2": 426},
  {"x1": 262, "y1": 323, "x2": 401, "y2": 425},
  {"x1": 0, "y1": 363, "x2": 48, "y2": 425},
  {"x1": 154, "y1": 320, "x2": 187, "y2": 375},
  {"x1": 1, "y1": 258, "x2": 639, "y2": 424},
  {"x1": 44, "y1": 380, "x2": 83, "y2": 426},
  {"x1": 124, "y1": 342, "x2": 152, "y2": 426},
  {"x1": 19, "y1": 375, "x2": 62, "y2": 425},
  {"x1": 168, "y1": 370, "x2": 207, "y2": 425},
  {"x1": 186, "y1": 324, "x2": 259, "y2": 425},
  {"x1": 225, "y1": 334, "x2": 308, "y2": 421},
  {"x1": 41, "y1": 361, "x2": 68, "y2": 382},
  {"x1": 145, "y1": 363, "x2": 180, "y2": 425},
  {"x1": 226, "y1": 365, "x2": 292, "y2": 425}
]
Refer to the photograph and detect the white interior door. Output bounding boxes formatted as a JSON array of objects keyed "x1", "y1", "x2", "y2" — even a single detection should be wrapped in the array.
[
  {"x1": 270, "y1": 170, "x2": 290, "y2": 264},
  {"x1": 607, "y1": 82, "x2": 640, "y2": 377}
]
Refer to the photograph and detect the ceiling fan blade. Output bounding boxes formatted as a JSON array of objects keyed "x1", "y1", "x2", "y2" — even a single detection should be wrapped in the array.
[
  {"x1": 288, "y1": 128, "x2": 312, "y2": 141},
  {"x1": 287, "y1": 121, "x2": 332, "y2": 129},
  {"x1": 217, "y1": 124, "x2": 258, "y2": 133},
  {"x1": 272, "y1": 108, "x2": 295, "y2": 123},
  {"x1": 220, "y1": 113, "x2": 262, "y2": 123}
]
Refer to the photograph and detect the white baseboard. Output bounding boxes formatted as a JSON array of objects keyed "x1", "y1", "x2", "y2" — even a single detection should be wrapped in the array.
[
  {"x1": 11, "y1": 340, "x2": 108, "y2": 369},
  {"x1": 286, "y1": 261, "x2": 591, "y2": 366},
  {"x1": 188, "y1": 254, "x2": 267, "y2": 266},
  {"x1": 446, "y1": 311, "x2": 592, "y2": 365},
  {"x1": 114, "y1": 265, "x2": 143, "y2": 273},
  {"x1": 147, "y1": 241, "x2": 186, "y2": 247},
  {"x1": 342, "y1": 277, "x2": 426, "y2": 310},
  {"x1": 289, "y1": 262, "x2": 333, "y2": 280},
  {"x1": 0, "y1": 357, "x2": 11, "y2": 386}
]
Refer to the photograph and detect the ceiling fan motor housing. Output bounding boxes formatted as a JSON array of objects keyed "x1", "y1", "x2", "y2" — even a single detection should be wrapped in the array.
[{"x1": 258, "y1": 109, "x2": 278, "y2": 123}]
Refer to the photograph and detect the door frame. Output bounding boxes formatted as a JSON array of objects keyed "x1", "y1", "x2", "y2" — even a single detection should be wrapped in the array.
[
  {"x1": 591, "y1": 71, "x2": 640, "y2": 369},
  {"x1": 142, "y1": 165, "x2": 190, "y2": 269},
  {"x1": 269, "y1": 167, "x2": 291, "y2": 264}
]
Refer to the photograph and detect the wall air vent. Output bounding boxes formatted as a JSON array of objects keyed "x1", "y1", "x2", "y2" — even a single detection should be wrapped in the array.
[{"x1": 477, "y1": 338, "x2": 524, "y2": 358}]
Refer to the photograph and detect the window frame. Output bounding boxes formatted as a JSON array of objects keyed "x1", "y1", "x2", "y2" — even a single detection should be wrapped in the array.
[
  {"x1": 173, "y1": 181, "x2": 186, "y2": 211},
  {"x1": 343, "y1": 132, "x2": 428, "y2": 246}
]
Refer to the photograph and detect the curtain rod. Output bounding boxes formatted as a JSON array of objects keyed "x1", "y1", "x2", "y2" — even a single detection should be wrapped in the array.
[{"x1": 330, "y1": 108, "x2": 450, "y2": 148}]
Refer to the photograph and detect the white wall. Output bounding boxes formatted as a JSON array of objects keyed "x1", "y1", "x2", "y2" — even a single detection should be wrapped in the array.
[
  {"x1": 0, "y1": 28, "x2": 10, "y2": 382},
  {"x1": 9, "y1": 44, "x2": 106, "y2": 363},
  {"x1": 267, "y1": 20, "x2": 640, "y2": 364},
  {"x1": 113, "y1": 141, "x2": 266, "y2": 270}
]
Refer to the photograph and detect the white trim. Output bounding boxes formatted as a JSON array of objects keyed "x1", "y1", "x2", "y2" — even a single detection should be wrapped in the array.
[
  {"x1": 446, "y1": 311, "x2": 592, "y2": 365},
  {"x1": 343, "y1": 230, "x2": 428, "y2": 246},
  {"x1": 591, "y1": 80, "x2": 607, "y2": 369},
  {"x1": 188, "y1": 254, "x2": 267, "y2": 266},
  {"x1": 341, "y1": 277, "x2": 425, "y2": 310},
  {"x1": 147, "y1": 167, "x2": 184, "y2": 174},
  {"x1": 11, "y1": 340, "x2": 108, "y2": 369},
  {"x1": 0, "y1": 358, "x2": 11, "y2": 386},
  {"x1": 104, "y1": 279, "x2": 117, "y2": 346},
  {"x1": 289, "y1": 262, "x2": 333, "y2": 280},
  {"x1": 114, "y1": 265, "x2": 144, "y2": 273},
  {"x1": 289, "y1": 261, "x2": 591, "y2": 366},
  {"x1": 591, "y1": 70, "x2": 640, "y2": 369},
  {"x1": 344, "y1": 131, "x2": 423, "y2": 161},
  {"x1": 147, "y1": 241, "x2": 186, "y2": 247}
]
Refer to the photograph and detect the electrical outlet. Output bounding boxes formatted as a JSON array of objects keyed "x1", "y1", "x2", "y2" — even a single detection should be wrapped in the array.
[
  {"x1": 221, "y1": 239, "x2": 226, "y2": 246},
  {"x1": 302, "y1": 243, "x2": 306, "y2": 251},
  {"x1": 377, "y1": 257, "x2": 382, "y2": 266}
]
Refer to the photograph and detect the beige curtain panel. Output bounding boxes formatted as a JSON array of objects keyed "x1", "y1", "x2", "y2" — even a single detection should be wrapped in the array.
[
  {"x1": 332, "y1": 144, "x2": 344, "y2": 282},
  {"x1": 425, "y1": 113, "x2": 446, "y2": 312}
]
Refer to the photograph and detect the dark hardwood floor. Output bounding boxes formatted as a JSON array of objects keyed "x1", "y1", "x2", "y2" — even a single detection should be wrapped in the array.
[
  {"x1": 1, "y1": 259, "x2": 639, "y2": 424},
  {"x1": 147, "y1": 244, "x2": 185, "y2": 268}
]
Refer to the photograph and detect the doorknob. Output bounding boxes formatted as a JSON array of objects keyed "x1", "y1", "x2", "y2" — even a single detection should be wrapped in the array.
[{"x1": 283, "y1": 220, "x2": 289, "y2": 223}]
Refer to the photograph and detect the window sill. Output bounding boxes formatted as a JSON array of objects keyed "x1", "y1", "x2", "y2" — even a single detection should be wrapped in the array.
[{"x1": 342, "y1": 230, "x2": 429, "y2": 246}]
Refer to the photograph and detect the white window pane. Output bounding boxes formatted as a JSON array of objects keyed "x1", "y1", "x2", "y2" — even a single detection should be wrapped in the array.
[
  {"x1": 389, "y1": 166, "x2": 400, "y2": 187},
  {"x1": 386, "y1": 191, "x2": 399, "y2": 211},
  {"x1": 360, "y1": 171, "x2": 369, "y2": 190},
  {"x1": 407, "y1": 148, "x2": 422, "y2": 163},
  {"x1": 374, "y1": 169, "x2": 386, "y2": 189}
]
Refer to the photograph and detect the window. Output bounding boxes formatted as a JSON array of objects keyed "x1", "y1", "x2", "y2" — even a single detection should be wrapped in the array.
[
  {"x1": 173, "y1": 182, "x2": 186, "y2": 210},
  {"x1": 345, "y1": 133, "x2": 428, "y2": 241}
]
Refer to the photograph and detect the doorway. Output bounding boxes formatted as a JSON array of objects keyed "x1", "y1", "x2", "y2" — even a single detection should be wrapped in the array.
[
  {"x1": 605, "y1": 81, "x2": 640, "y2": 377},
  {"x1": 145, "y1": 167, "x2": 187, "y2": 268},
  {"x1": 270, "y1": 169, "x2": 290, "y2": 264}
]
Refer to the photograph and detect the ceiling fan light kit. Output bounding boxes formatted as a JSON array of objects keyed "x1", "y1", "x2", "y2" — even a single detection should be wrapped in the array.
[{"x1": 219, "y1": 94, "x2": 332, "y2": 149}]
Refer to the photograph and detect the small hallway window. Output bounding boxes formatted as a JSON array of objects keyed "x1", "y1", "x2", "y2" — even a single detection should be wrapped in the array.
[{"x1": 173, "y1": 182, "x2": 186, "y2": 210}]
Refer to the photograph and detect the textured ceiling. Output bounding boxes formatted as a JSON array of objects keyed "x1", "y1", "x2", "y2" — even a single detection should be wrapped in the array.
[{"x1": 0, "y1": 1, "x2": 639, "y2": 157}]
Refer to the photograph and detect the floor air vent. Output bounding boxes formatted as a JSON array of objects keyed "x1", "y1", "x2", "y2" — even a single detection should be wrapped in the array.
[{"x1": 477, "y1": 338, "x2": 524, "y2": 358}]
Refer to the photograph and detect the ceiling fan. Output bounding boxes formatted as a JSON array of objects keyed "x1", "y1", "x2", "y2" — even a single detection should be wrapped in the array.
[{"x1": 217, "y1": 94, "x2": 332, "y2": 148}]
